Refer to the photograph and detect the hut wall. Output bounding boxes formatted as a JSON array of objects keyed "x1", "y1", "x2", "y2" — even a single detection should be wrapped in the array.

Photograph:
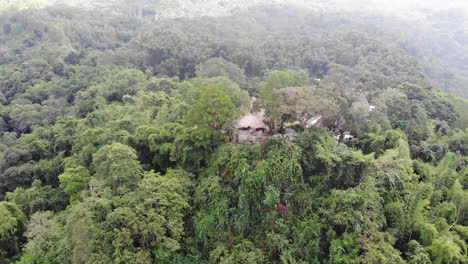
[{"x1": 236, "y1": 129, "x2": 261, "y2": 143}]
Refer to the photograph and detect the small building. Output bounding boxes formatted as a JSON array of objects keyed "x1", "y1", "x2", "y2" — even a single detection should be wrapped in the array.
[
  {"x1": 335, "y1": 132, "x2": 354, "y2": 143},
  {"x1": 234, "y1": 114, "x2": 267, "y2": 144}
]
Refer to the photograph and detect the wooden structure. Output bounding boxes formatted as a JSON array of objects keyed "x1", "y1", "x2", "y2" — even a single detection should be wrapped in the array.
[{"x1": 234, "y1": 114, "x2": 267, "y2": 144}]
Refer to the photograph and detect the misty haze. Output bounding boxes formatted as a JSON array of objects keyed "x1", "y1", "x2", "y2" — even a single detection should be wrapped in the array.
[{"x1": 0, "y1": 0, "x2": 466, "y2": 263}]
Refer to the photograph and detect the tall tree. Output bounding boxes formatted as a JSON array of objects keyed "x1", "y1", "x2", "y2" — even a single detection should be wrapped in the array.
[
  {"x1": 92, "y1": 143, "x2": 143, "y2": 193},
  {"x1": 186, "y1": 85, "x2": 240, "y2": 132},
  {"x1": 59, "y1": 166, "x2": 91, "y2": 204}
]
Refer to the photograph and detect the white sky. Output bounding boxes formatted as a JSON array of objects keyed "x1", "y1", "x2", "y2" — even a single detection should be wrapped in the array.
[
  {"x1": 285, "y1": 0, "x2": 468, "y2": 21},
  {"x1": 377, "y1": 0, "x2": 468, "y2": 9},
  {"x1": 327, "y1": 0, "x2": 468, "y2": 12},
  {"x1": 2, "y1": 0, "x2": 468, "y2": 19}
]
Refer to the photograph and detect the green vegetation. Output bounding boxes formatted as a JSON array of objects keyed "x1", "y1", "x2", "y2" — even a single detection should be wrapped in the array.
[{"x1": 0, "y1": 2, "x2": 466, "y2": 264}]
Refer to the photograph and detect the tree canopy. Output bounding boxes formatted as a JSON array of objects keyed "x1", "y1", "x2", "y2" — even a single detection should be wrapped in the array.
[{"x1": 0, "y1": 2, "x2": 466, "y2": 264}]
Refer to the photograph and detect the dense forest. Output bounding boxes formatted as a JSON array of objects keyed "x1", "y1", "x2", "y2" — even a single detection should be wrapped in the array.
[{"x1": 0, "y1": 1, "x2": 467, "y2": 263}]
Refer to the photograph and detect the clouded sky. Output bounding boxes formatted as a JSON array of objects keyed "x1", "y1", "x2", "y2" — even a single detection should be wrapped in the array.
[{"x1": 292, "y1": 0, "x2": 468, "y2": 20}]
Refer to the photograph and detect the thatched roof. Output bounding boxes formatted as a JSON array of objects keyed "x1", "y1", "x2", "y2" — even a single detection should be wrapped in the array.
[{"x1": 236, "y1": 114, "x2": 266, "y2": 130}]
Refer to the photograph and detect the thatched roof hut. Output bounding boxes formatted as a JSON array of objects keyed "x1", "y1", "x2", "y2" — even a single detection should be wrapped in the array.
[{"x1": 236, "y1": 114, "x2": 266, "y2": 131}]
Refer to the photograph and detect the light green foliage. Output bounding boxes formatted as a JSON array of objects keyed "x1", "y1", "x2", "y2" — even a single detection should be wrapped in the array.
[
  {"x1": 447, "y1": 95, "x2": 468, "y2": 129},
  {"x1": 259, "y1": 70, "x2": 308, "y2": 101},
  {"x1": 321, "y1": 189, "x2": 368, "y2": 234},
  {"x1": 187, "y1": 77, "x2": 250, "y2": 108},
  {"x1": 193, "y1": 175, "x2": 228, "y2": 248},
  {"x1": 92, "y1": 143, "x2": 143, "y2": 193},
  {"x1": 18, "y1": 211, "x2": 71, "y2": 264},
  {"x1": 449, "y1": 180, "x2": 468, "y2": 224},
  {"x1": 233, "y1": 140, "x2": 302, "y2": 232},
  {"x1": 66, "y1": 197, "x2": 113, "y2": 264},
  {"x1": 259, "y1": 71, "x2": 310, "y2": 125},
  {"x1": 407, "y1": 240, "x2": 431, "y2": 264},
  {"x1": 426, "y1": 235, "x2": 467, "y2": 264},
  {"x1": 356, "y1": 232, "x2": 405, "y2": 264},
  {"x1": 65, "y1": 170, "x2": 190, "y2": 263},
  {"x1": 109, "y1": 170, "x2": 191, "y2": 262},
  {"x1": 22, "y1": 80, "x2": 63, "y2": 104},
  {"x1": 453, "y1": 225, "x2": 468, "y2": 241},
  {"x1": 405, "y1": 183, "x2": 433, "y2": 235},
  {"x1": 186, "y1": 85, "x2": 241, "y2": 132},
  {"x1": 373, "y1": 138, "x2": 414, "y2": 200},
  {"x1": 433, "y1": 152, "x2": 462, "y2": 189},
  {"x1": 59, "y1": 166, "x2": 91, "y2": 204},
  {"x1": 291, "y1": 216, "x2": 322, "y2": 263},
  {"x1": 420, "y1": 223, "x2": 439, "y2": 246},
  {"x1": 329, "y1": 233, "x2": 359, "y2": 264},
  {"x1": 215, "y1": 240, "x2": 266, "y2": 264},
  {"x1": 361, "y1": 126, "x2": 405, "y2": 156}
]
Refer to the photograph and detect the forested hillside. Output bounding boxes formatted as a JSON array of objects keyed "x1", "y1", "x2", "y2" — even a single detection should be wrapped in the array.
[
  {"x1": 0, "y1": 2, "x2": 467, "y2": 264},
  {"x1": 2, "y1": 0, "x2": 468, "y2": 98}
]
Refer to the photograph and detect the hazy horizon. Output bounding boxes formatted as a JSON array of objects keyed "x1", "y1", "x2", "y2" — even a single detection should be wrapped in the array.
[{"x1": 2, "y1": 0, "x2": 468, "y2": 15}]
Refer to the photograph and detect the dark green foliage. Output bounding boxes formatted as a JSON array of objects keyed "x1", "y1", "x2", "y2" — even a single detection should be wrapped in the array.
[
  {"x1": 385, "y1": 202, "x2": 404, "y2": 229},
  {"x1": 298, "y1": 130, "x2": 373, "y2": 189},
  {"x1": 146, "y1": 123, "x2": 184, "y2": 171},
  {"x1": 196, "y1": 58, "x2": 247, "y2": 90},
  {"x1": 360, "y1": 126, "x2": 405, "y2": 156},
  {"x1": 6, "y1": 180, "x2": 68, "y2": 216},
  {"x1": 0, "y1": 202, "x2": 26, "y2": 260}
]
